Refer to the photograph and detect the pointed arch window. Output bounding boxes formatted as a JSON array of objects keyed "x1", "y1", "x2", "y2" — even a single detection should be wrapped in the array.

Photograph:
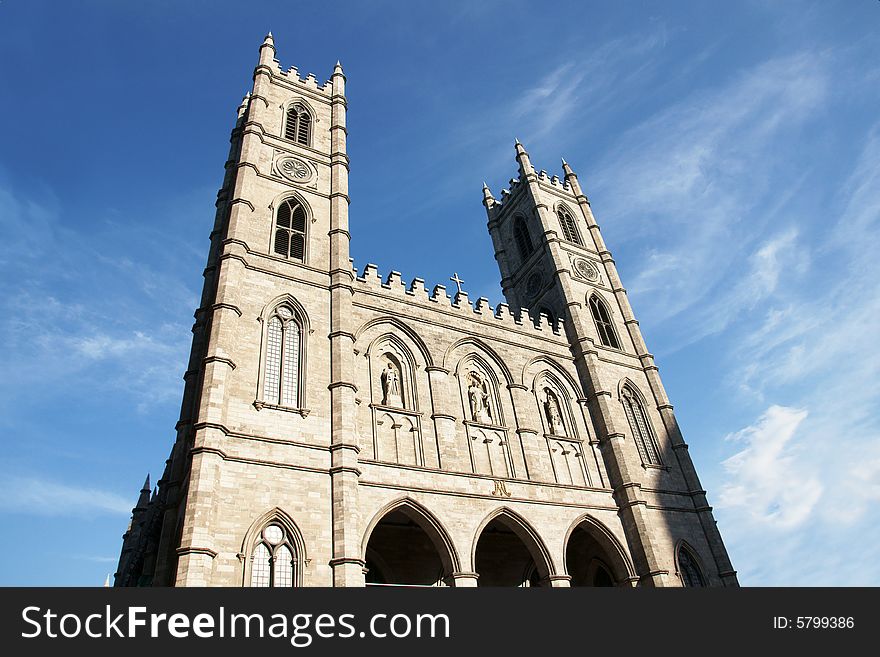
[
  {"x1": 514, "y1": 217, "x2": 534, "y2": 261},
  {"x1": 284, "y1": 103, "x2": 312, "y2": 146},
  {"x1": 556, "y1": 205, "x2": 582, "y2": 245},
  {"x1": 589, "y1": 294, "x2": 620, "y2": 349},
  {"x1": 621, "y1": 385, "x2": 662, "y2": 466},
  {"x1": 262, "y1": 305, "x2": 302, "y2": 408},
  {"x1": 678, "y1": 545, "x2": 706, "y2": 587},
  {"x1": 249, "y1": 523, "x2": 298, "y2": 587},
  {"x1": 273, "y1": 198, "x2": 307, "y2": 262}
]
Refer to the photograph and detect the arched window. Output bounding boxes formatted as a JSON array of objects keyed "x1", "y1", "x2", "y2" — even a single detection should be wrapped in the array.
[
  {"x1": 621, "y1": 385, "x2": 662, "y2": 466},
  {"x1": 284, "y1": 103, "x2": 311, "y2": 146},
  {"x1": 678, "y1": 545, "x2": 706, "y2": 587},
  {"x1": 273, "y1": 198, "x2": 307, "y2": 262},
  {"x1": 263, "y1": 304, "x2": 302, "y2": 408},
  {"x1": 514, "y1": 217, "x2": 534, "y2": 261},
  {"x1": 589, "y1": 294, "x2": 620, "y2": 349},
  {"x1": 249, "y1": 523, "x2": 297, "y2": 587},
  {"x1": 556, "y1": 205, "x2": 582, "y2": 245}
]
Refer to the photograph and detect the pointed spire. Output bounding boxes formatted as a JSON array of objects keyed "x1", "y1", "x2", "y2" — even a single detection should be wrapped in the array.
[
  {"x1": 103, "y1": 574, "x2": 111, "y2": 588},
  {"x1": 135, "y1": 474, "x2": 150, "y2": 509},
  {"x1": 259, "y1": 31, "x2": 276, "y2": 67},
  {"x1": 332, "y1": 60, "x2": 345, "y2": 78},
  {"x1": 514, "y1": 139, "x2": 532, "y2": 175},
  {"x1": 482, "y1": 182, "x2": 495, "y2": 207},
  {"x1": 561, "y1": 157, "x2": 576, "y2": 179}
]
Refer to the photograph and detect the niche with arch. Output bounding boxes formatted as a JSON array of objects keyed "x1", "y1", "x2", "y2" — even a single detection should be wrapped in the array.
[
  {"x1": 527, "y1": 361, "x2": 606, "y2": 488},
  {"x1": 355, "y1": 327, "x2": 438, "y2": 468},
  {"x1": 456, "y1": 353, "x2": 515, "y2": 479}
]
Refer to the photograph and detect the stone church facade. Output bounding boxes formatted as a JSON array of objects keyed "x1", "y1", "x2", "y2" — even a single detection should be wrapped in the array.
[{"x1": 115, "y1": 34, "x2": 738, "y2": 588}]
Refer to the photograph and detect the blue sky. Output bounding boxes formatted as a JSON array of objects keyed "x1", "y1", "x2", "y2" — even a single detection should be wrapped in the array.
[{"x1": 1, "y1": 0, "x2": 878, "y2": 586}]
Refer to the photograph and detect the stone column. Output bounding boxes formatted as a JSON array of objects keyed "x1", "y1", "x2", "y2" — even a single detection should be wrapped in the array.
[
  {"x1": 327, "y1": 62, "x2": 364, "y2": 587},
  {"x1": 426, "y1": 366, "x2": 469, "y2": 472},
  {"x1": 447, "y1": 572, "x2": 480, "y2": 587}
]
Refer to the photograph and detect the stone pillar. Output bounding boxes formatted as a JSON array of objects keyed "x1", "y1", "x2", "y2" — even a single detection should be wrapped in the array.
[
  {"x1": 447, "y1": 572, "x2": 480, "y2": 587},
  {"x1": 546, "y1": 575, "x2": 572, "y2": 588},
  {"x1": 507, "y1": 384, "x2": 552, "y2": 482},
  {"x1": 327, "y1": 62, "x2": 364, "y2": 587},
  {"x1": 426, "y1": 366, "x2": 469, "y2": 472}
]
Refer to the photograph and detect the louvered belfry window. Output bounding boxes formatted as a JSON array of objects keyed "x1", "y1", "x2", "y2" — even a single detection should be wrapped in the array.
[
  {"x1": 262, "y1": 306, "x2": 301, "y2": 408},
  {"x1": 557, "y1": 205, "x2": 583, "y2": 245},
  {"x1": 514, "y1": 217, "x2": 534, "y2": 260},
  {"x1": 284, "y1": 103, "x2": 311, "y2": 146},
  {"x1": 678, "y1": 547, "x2": 706, "y2": 587},
  {"x1": 621, "y1": 385, "x2": 662, "y2": 466},
  {"x1": 273, "y1": 199, "x2": 307, "y2": 261},
  {"x1": 589, "y1": 294, "x2": 620, "y2": 349}
]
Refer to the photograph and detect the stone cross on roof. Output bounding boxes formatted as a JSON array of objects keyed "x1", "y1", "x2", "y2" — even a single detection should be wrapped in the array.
[{"x1": 450, "y1": 272, "x2": 465, "y2": 295}]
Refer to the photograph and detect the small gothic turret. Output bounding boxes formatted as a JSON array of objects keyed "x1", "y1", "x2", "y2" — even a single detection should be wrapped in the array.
[
  {"x1": 514, "y1": 138, "x2": 534, "y2": 177},
  {"x1": 259, "y1": 31, "x2": 275, "y2": 66},
  {"x1": 561, "y1": 157, "x2": 588, "y2": 202},
  {"x1": 135, "y1": 474, "x2": 151, "y2": 510},
  {"x1": 482, "y1": 181, "x2": 495, "y2": 209}
]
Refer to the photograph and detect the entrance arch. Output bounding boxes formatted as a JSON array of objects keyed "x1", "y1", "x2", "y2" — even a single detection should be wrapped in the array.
[
  {"x1": 473, "y1": 508, "x2": 554, "y2": 586},
  {"x1": 564, "y1": 515, "x2": 635, "y2": 586},
  {"x1": 362, "y1": 498, "x2": 460, "y2": 587}
]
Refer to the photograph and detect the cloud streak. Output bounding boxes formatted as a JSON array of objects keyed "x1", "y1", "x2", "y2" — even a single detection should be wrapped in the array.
[{"x1": 0, "y1": 475, "x2": 132, "y2": 517}]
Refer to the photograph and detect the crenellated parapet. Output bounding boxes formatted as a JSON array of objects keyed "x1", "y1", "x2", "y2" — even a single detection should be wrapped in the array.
[{"x1": 352, "y1": 261, "x2": 565, "y2": 336}]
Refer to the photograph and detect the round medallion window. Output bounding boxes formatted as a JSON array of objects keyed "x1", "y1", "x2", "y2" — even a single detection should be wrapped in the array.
[
  {"x1": 526, "y1": 271, "x2": 543, "y2": 299},
  {"x1": 572, "y1": 257, "x2": 599, "y2": 282},
  {"x1": 277, "y1": 155, "x2": 314, "y2": 184},
  {"x1": 263, "y1": 524, "x2": 284, "y2": 545}
]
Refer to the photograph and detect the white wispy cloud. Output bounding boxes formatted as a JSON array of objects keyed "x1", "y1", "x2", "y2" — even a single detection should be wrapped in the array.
[
  {"x1": 0, "y1": 475, "x2": 132, "y2": 516},
  {"x1": 592, "y1": 52, "x2": 829, "y2": 335},
  {"x1": 0, "y1": 182, "x2": 196, "y2": 414},
  {"x1": 718, "y1": 405, "x2": 819, "y2": 530},
  {"x1": 712, "y1": 118, "x2": 880, "y2": 583}
]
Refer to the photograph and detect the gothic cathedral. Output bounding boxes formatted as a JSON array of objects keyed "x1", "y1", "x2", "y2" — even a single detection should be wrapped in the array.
[{"x1": 115, "y1": 34, "x2": 737, "y2": 588}]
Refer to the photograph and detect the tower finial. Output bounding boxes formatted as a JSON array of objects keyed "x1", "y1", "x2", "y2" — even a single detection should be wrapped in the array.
[
  {"x1": 561, "y1": 157, "x2": 575, "y2": 179},
  {"x1": 514, "y1": 139, "x2": 531, "y2": 175},
  {"x1": 333, "y1": 60, "x2": 344, "y2": 76},
  {"x1": 259, "y1": 31, "x2": 276, "y2": 67},
  {"x1": 135, "y1": 474, "x2": 151, "y2": 510},
  {"x1": 482, "y1": 182, "x2": 496, "y2": 208}
]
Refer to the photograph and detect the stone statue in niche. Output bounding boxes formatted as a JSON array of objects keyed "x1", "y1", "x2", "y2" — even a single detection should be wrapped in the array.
[
  {"x1": 380, "y1": 360, "x2": 402, "y2": 407},
  {"x1": 543, "y1": 388, "x2": 566, "y2": 436},
  {"x1": 467, "y1": 372, "x2": 492, "y2": 424}
]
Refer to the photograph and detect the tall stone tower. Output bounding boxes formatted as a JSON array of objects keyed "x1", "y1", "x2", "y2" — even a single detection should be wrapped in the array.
[
  {"x1": 482, "y1": 143, "x2": 738, "y2": 587},
  {"x1": 115, "y1": 36, "x2": 736, "y2": 588}
]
